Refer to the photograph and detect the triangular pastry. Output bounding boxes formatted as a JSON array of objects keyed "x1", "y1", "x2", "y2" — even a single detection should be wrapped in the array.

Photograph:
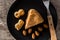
[{"x1": 25, "y1": 9, "x2": 44, "y2": 29}]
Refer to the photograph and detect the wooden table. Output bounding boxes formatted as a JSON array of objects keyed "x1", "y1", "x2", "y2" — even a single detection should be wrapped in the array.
[{"x1": 0, "y1": 0, "x2": 60, "y2": 40}]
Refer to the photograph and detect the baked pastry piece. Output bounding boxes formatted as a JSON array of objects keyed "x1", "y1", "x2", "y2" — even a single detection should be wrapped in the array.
[
  {"x1": 32, "y1": 33, "x2": 35, "y2": 39},
  {"x1": 15, "y1": 19, "x2": 24, "y2": 30},
  {"x1": 15, "y1": 23, "x2": 20, "y2": 30},
  {"x1": 25, "y1": 9, "x2": 44, "y2": 29},
  {"x1": 28, "y1": 28, "x2": 32, "y2": 34},
  {"x1": 22, "y1": 30, "x2": 27, "y2": 36},
  {"x1": 43, "y1": 24, "x2": 48, "y2": 28},
  {"x1": 14, "y1": 9, "x2": 25, "y2": 18},
  {"x1": 35, "y1": 31, "x2": 39, "y2": 36},
  {"x1": 38, "y1": 27, "x2": 43, "y2": 32}
]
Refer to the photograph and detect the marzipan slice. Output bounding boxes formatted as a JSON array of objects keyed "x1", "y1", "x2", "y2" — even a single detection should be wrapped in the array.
[{"x1": 25, "y1": 9, "x2": 44, "y2": 29}]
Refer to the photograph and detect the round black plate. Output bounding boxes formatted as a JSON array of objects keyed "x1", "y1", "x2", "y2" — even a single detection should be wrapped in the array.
[{"x1": 7, "y1": 0, "x2": 57, "y2": 40}]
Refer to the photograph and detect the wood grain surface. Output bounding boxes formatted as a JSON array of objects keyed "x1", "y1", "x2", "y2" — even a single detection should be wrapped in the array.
[{"x1": 0, "y1": 0, "x2": 60, "y2": 40}]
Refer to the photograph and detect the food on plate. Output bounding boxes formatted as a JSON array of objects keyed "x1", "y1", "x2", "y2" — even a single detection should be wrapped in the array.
[
  {"x1": 18, "y1": 9, "x2": 25, "y2": 16},
  {"x1": 32, "y1": 33, "x2": 35, "y2": 39},
  {"x1": 43, "y1": 24, "x2": 48, "y2": 28},
  {"x1": 15, "y1": 19, "x2": 24, "y2": 30},
  {"x1": 14, "y1": 12, "x2": 19, "y2": 18},
  {"x1": 15, "y1": 23, "x2": 20, "y2": 30},
  {"x1": 28, "y1": 28, "x2": 32, "y2": 34},
  {"x1": 35, "y1": 31, "x2": 39, "y2": 36},
  {"x1": 14, "y1": 8, "x2": 48, "y2": 39},
  {"x1": 22, "y1": 30, "x2": 27, "y2": 36},
  {"x1": 18, "y1": 19, "x2": 24, "y2": 25},
  {"x1": 38, "y1": 27, "x2": 43, "y2": 32},
  {"x1": 14, "y1": 9, "x2": 25, "y2": 18},
  {"x1": 25, "y1": 9, "x2": 44, "y2": 29}
]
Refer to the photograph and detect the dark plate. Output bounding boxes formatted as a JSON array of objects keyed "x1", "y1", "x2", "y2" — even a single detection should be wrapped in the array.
[{"x1": 7, "y1": 0, "x2": 57, "y2": 40}]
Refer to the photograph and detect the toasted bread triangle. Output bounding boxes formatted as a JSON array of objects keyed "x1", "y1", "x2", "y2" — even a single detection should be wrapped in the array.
[{"x1": 25, "y1": 9, "x2": 44, "y2": 29}]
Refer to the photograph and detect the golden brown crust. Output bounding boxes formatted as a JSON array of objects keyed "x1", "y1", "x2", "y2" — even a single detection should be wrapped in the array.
[
  {"x1": 15, "y1": 23, "x2": 20, "y2": 30},
  {"x1": 22, "y1": 30, "x2": 26, "y2": 36},
  {"x1": 35, "y1": 31, "x2": 39, "y2": 36},
  {"x1": 28, "y1": 28, "x2": 32, "y2": 34},
  {"x1": 18, "y1": 19, "x2": 24, "y2": 25},
  {"x1": 32, "y1": 33, "x2": 35, "y2": 39},
  {"x1": 14, "y1": 12, "x2": 20, "y2": 18},
  {"x1": 14, "y1": 9, "x2": 24, "y2": 18},
  {"x1": 25, "y1": 9, "x2": 44, "y2": 29},
  {"x1": 43, "y1": 24, "x2": 48, "y2": 28},
  {"x1": 18, "y1": 9, "x2": 25, "y2": 16},
  {"x1": 38, "y1": 27, "x2": 43, "y2": 32},
  {"x1": 15, "y1": 19, "x2": 24, "y2": 30}
]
